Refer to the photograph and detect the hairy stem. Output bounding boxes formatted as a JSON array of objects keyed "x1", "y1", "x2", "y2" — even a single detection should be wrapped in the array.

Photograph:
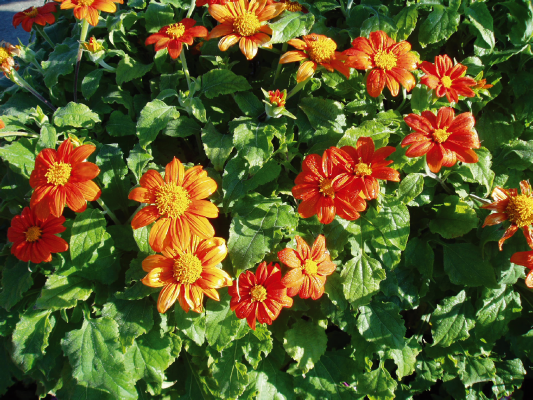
[
  {"x1": 34, "y1": 25, "x2": 55, "y2": 48},
  {"x1": 0, "y1": 132, "x2": 39, "y2": 138},
  {"x1": 98, "y1": 60, "x2": 116, "y2": 72},
  {"x1": 12, "y1": 71, "x2": 56, "y2": 112},
  {"x1": 73, "y1": 19, "x2": 90, "y2": 103},
  {"x1": 96, "y1": 198, "x2": 121, "y2": 225},
  {"x1": 186, "y1": 0, "x2": 196, "y2": 18}
]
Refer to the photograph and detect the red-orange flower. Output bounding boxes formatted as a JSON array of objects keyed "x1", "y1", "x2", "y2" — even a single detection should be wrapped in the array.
[
  {"x1": 401, "y1": 107, "x2": 480, "y2": 173},
  {"x1": 331, "y1": 137, "x2": 399, "y2": 200},
  {"x1": 268, "y1": 89, "x2": 286, "y2": 107},
  {"x1": 278, "y1": 235, "x2": 335, "y2": 299},
  {"x1": 145, "y1": 18, "x2": 208, "y2": 59},
  {"x1": 267, "y1": 0, "x2": 307, "y2": 12},
  {"x1": 54, "y1": 0, "x2": 123, "y2": 27},
  {"x1": 13, "y1": 4, "x2": 57, "y2": 32},
  {"x1": 343, "y1": 30, "x2": 417, "y2": 97},
  {"x1": 292, "y1": 149, "x2": 366, "y2": 224},
  {"x1": 207, "y1": 0, "x2": 285, "y2": 60},
  {"x1": 0, "y1": 41, "x2": 19, "y2": 77},
  {"x1": 279, "y1": 34, "x2": 351, "y2": 83},
  {"x1": 229, "y1": 261, "x2": 293, "y2": 330},
  {"x1": 510, "y1": 249, "x2": 533, "y2": 288},
  {"x1": 129, "y1": 157, "x2": 218, "y2": 253},
  {"x1": 481, "y1": 181, "x2": 533, "y2": 251},
  {"x1": 197, "y1": 0, "x2": 234, "y2": 5},
  {"x1": 420, "y1": 55, "x2": 477, "y2": 103},
  {"x1": 0, "y1": 119, "x2": 4, "y2": 129},
  {"x1": 141, "y1": 235, "x2": 232, "y2": 313},
  {"x1": 8, "y1": 207, "x2": 68, "y2": 264},
  {"x1": 29, "y1": 139, "x2": 101, "y2": 219},
  {"x1": 473, "y1": 78, "x2": 493, "y2": 90}
]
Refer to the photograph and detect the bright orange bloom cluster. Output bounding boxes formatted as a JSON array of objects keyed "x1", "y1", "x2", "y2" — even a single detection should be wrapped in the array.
[
  {"x1": 145, "y1": 18, "x2": 208, "y2": 59},
  {"x1": 13, "y1": 3, "x2": 57, "y2": 33},
  {"x1": 54, "y1": 0, "x2": 123, "y2": 27}
]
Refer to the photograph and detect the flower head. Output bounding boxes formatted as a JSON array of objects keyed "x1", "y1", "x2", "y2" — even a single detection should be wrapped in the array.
[
  {"x1": 0, "y1": 41, "x2": 19, "y2": 77},
  {"x1": 278, "y1": 235, "x2": 336, "y2": 299},
  {"x1": 401, "y1": 107, "x2": 480, "y2": 173},
  {"x1": 268, "y1": 0, "x2": 307, "y2": 12},
  {"x1": 8, "y1": 207, "x2": 68, "y2": 264},
  {"x1": 83, "y1": 36, "x2": 104, "y2": 53},
  {"x1": 482, "y1": 181, "x2": 533, "y2": 251},
  {"x1": 141, "y1": 235, "x2": 232, "y2": 313},
  {"x1": 54, "y1": 0, "x2": 123, "y2": 27},
  {"x1": 331, "y1": 137, "x2": 400, "y2": 200},
  {"x1": 145, "y1": 18, "x2": 208, "y2": 59},
  {"x1": 29, "y1": 139, "x2": 101, "y2": 219},
  {"x1": 268, "y1": 89, "x2": 286, "y2": 107},
  {"x1": 13, "y1": 3, "x2": 57, "y2": 32},
  {"x1": 473, "y1": 78, "x2": 493, "y2": 90},
  {"x1": 229, "y1": 261, "x2": 293, "y2": 330},
  {"x1": 343, "y1": 30, "x2": 417, "y2": 97},
  {"x1": 129, "y1": 157, "x2": 219, "y2": 253},
  {"x1": 419, "y1": 55, "x2": 477, "y2": 103},
  {"x1": 206, "y1": 0, "x2": 285, "y2": 60},
  {"x1": 510, "y1": 249, "x2": 533, "y2": 288},
  {"x1": 197, "y1": 0, "x2": 234, "y2": 5},
  {"x1": 0, "y1": 119, "x2": 4, "y2": 130},
  {"x1": 279, "y1": 34, "x2": 350, "y2": 83},
  {"x1": 292, "y1": 148, "x2": 366, "y2": 224}
]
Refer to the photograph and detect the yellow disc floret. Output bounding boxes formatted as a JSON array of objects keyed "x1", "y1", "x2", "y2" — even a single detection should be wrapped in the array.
[
  {"x1": 506, "y1": 194, "x2": 533, "y2": 228},
  {"x1": 25, "y1": 226, "x2": 42, "y2": 242},
  {"x1": 76, "y1": 0, "x2": 95, "y2": 6},
  {"x1": 250, "y1": 285, "x2": 267, "y2": 302},
  {"x1": 0, "y1": 47, "x2": 9, "y2": 64},
  {"x1": 303, "y1": 259, "x2": 318, "y2": 275},
  {"x1": 24, "y1": 7, "x2": 39, "y2": 17},
  {"x1": 441, "y1": 76, "x2": 453, "y2": 88},
  {"x1": 374, "y1": 50, "x2": 397, "y2": 70},
  {"x1": 166, "y1": 23, "x2": 186, "y2": 39},
  {"x1": 281, "y1": 0, "x2": 303, "y2": 12},
  {"x1": 319, "y1": 178, "x2": 335, "y2": 198},
  {"x1": 233, "y1": 11, "x2": 261, "y2": 37},
  {"x1": 155, "y1": 183, "x2": 191, "y2": 218},
  {"x1": 354, "y1": 163, "x2": 373, "y2": 176},
  {"x1": 433, "y1": 128, "x2": 452, "y2": 143},
  {"x1": 173, "y1": 253, "x2": 203, "y2": 284},
  {"x1": 307, "y1": 36, "x2": 336, "y2": 64},
  {"x1": 45, "y1": 162, "x2": 72, "y2": 186}
]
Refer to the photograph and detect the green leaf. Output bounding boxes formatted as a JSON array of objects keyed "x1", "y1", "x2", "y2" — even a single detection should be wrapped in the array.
[
  {"x1": 165, "y1": 116, "x2": 201, "y2": 138},
  {"x1": 361, "y1": 13, "x2": 397, "y2": 38},
  {"x1": 410, "y1": 86, "x2": 431, "y2": 114},
  {"x1": 477, "y1": 113, "x2": 524, "y2": 153},
  {"x1": 418, "y1": 5, "x2": 460, "y2": 47},
  {"x1": 394, "y1": 6, "x2": 418, "y2": 41},
  {"x1": 492, "y1": 359, "x2": 526, "y2": 398},
  {"x1": 299, "y1": 97, "x2": 346, "y2": 134},
  {"x1": 386, "y1": 338, "x2": 421, "y2": 380},
  {"x1": 397, "y1": 173, "x2": 424, "y2": 204},
  {"x1": 106, "y1": 111, "x2": 136, "y2": 137},
  {"x1": 493, "y1": 139, "x2": 533, "y2": 171},
  {"x1": 42, "y1": 38, "x2": 78, "y2": 87},
  {"x1": 442, "y1": 242, "x2": 497, "y2": 288},
  {"x1": 144, "y1": 2, "x2": 174, "y2": 33},
  {"x1": 38, "y1": 123, "x2": 57, "y2": 150},
  {"x1": 466, "y1": 2, "x2": 495, "y2": 50},
  {"x1": 116, "y1": 55, "x2": 153, "y2": 86},
  {"x1": 411, "y1": 356, "x2": 443, "y2": 393},
  {"x1": 458, "y1": 355, "x2": 496, "y2": 387},
  {"x1": 431, "y1": 290, "x2": 475, "y2": 347},
  {"x1": 96, "y1": 144, "x2": 131, "y2": 212},
  {"x1": 199, "y1": 69, "x2": 252, "y2": 99},
  {"x1": 0, "y1": 137, "x2": 36, "y2": 178},
  {"x1": 283, "y1": 319, "x2": 327, "y2": 374},
  {"x1": 367, "y1": 197, "x2": 410, "y2": 251},
  {"x1": 35, "y1": 274, "x2": 93, "y2": 311},
  {"x1": 463, "y1": 147, "x2": 494, "y2": 197},
  {"x1": 12, "y1": 309, "x2": 54, "y2": 372},
  {"x1": 179, "y1": 353, "x2": 215, "y2": 399},
  {"x1": 174, "y1": 305, "x2": 206, "y2": 346},
  {"x1": 211, "y1": 340, "x2": 249, "y2": 399},
  {"x1": 429, "y1": 195, "x2": 479, "y2": 239},
  {"x1": 61, "y1": 316, "x2": 137, "y2": 399},
  {"x1": 136, "y1": 99, "x2": 179, "y2": 149},
  {"x1": 404, "y1": 237, "x2": 433, "y2": 280},
  {"x1": 269, "y1": 11, "x2": 315, "y2": 44},
  {"x1": 127, "y1": 144, "x2": 153, "y2": 183},
  {"x1": 501, "y1": 0, "x2": 533, "y2": 46},
  {"x1": 357, "y1": 365, "x2": 397, "y2": 400},
  {"x1": 341, "y1": 254, "x2": 386, "y2": 308},
  {"x1": 205, "y1": 292, "x2": 246, "y2": 352},
  {"x1": 0, "y1": 259, "x2": 33, "y2": 311},
  {"x1": 242, "y1": 324, "x2": 273, "y2": 370},
  {"x1": 202, "y1": 122, "x2": 234, "y2": 172},
  {"x1": 357, "y1": 300, "x2": 406, "y2": 350},
  {"x1": 70, "y1": 208, "x2": 107, "y2": 268},
  {"x1": 337, "y1": 120, "x2": 392, "y2": 150},
  {"x1": 53, "y1": 102, "x2": 100, "y2": 128},
  {"x1": 233, "y1": 92, "x2": 263, "y2": 118},
  {"x1": 82, "y1": 69, "x2": 104, "y2": 100}
]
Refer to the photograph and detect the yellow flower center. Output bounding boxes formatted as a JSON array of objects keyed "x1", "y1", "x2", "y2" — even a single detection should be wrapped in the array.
[
  {"x1": 24, "y1": 7, "x2": 39, "y2": 17},
  {"x1": 307, "y1": 36, "x2": 336, "y2": 64},
  {"x1": 282, "y1": 0, "x2": 303, "y2": 12},
  {"x1": 374, "y1": 50, "x2": 397, "y2": 70},
  {"x1": 0, "y1": 48, "x2": 9, "y2": 64},
  {"x1": 173, "y1": 253, "x2": 203, "y2": 284},
  {"x1": 354, "y1": 162, "x2": 372, "y2": 177},
  {"x1": 166, "y1": 23, "x2": 186, "y2": 40},
  {"x1": 25, "y1": 226, "x2": 42, "y2": 242},
  {"x1": 250, "y1": 285, "x2": 267, "y2": 302},
  {"x1": 506, "y1": 194, "x2": 533, "y2": 228},
  {"x1": 303, "y1": 259, "x2": 318, "y2": 275},
  {"x1": 432, "y1": 128, "x2": 452, "y2": 143},
  {"x1": 233, "y1": 11, "x2": 261, "y2": 37},
  {"x1": 76, "y1": 0, "x2": 95, "y2": 6},
  {"x1": 441, "y1": 76, "x2": 453, "y2": 88},
  {"x1": 155, "y1": 183, "x2": 191, "y2": 219},
  {"x1": 45, "y1": 162, "x2": 72, "y2": 186},
  {"x1": 319, "y1": 178, "x2": 335, "y2": 198}
]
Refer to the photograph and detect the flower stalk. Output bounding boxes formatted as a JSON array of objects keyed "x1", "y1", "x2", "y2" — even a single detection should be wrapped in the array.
[
  {"x1": 34, "y1": 25, "x2": 55, "y2": 48},
  {"x1": 12, "y1": 70, "x2": 56, "y2": 112},
  {"x1": 96, "y1": 198, "x2": 121, "y2": 225},
  {"x1": 73, "y1": 19, "x2": 90, "y2": 102}
]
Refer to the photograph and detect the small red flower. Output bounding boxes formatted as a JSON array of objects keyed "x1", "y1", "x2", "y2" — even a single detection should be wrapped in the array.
[
  {"x1": 278, "y1": 235, "x2": 336, "y2": 299},
  {"x1": 8, "y1": 207, "x2": 68, "y2": 264},
  {"x1": 473, "y1": 78, "x2": 493, "y2": 90},
  {"x1": 229, "y1": 262, "x2": 293, "y2": 330},
  {"x1": 145, "y1": 18, "x2": 208, "y2": 59},
  {"x1": 13, "y1": 4, "x2": 57, "y2": 33},
  {"x1": 268, "y1": 89, "x2": 286, "y2": 107},
  {"x1": 510, "y1": 249, "x2": 533, "y2": 288},
  {"x1": 401, "y1": 107, "x2": 480, "y2": 173},
  {"x1": 419, "y1": 55, "x2": 477, "y2": 103},
  {"x1": 54, "y1": 0, "x2": 123, "y2": 27}
]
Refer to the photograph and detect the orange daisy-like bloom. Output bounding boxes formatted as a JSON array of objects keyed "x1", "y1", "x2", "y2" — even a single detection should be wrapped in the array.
[
  {"x1": 145, "y1": 18, "x2": 208, "y2": 59},
  {"x1": 13, "y1": 3, "x2": 57, "y2": 33},
  {"x1": 141, "y1": 235, "x2": 232, "y2": 313},
  {"x1": 0, "y1": 41, "x2": 19, "y2": 77},
  {"x1": 419, "y1": 55, "x2": 477, "y2": 103},
  {"x1": 229, "y1": 261, "x2": 293, "y2": 330},
  {"x1": 331, "y1": 137, "x2": 399, "y2": 200},
  {"x1": 343, "y1": 30, "x2": 417, "y2": 97},
  {"x1": 473, "y1": 78, "x2": 493, "y2": 90},
  {"x1": 279, "y1": 34, "x2": 351, "y2": 83},
  {"x1": 8, "y1": 207, "x2": 68, "y2": 264},
  {"x1": 481, "y1": 181, "x2": 533, "y2": 251},
  {"x1": 0, "y1": 119, "x2": 5, "y2": 129},
  {"x1": 292, "y1": 149, "x2": 366, "y2": 225},
  {"x1": 268, "y1": 89, "x2": 286, "y2": 107},
  {"x1": 267, "y1": 0, "x2": 307, "y2": 12},
  {"x1": 29, "y1": 139, "x2": 101, "y2": 220},
  {"x1": 129, "y1": 157, "x2": 218, "y2": 253},
  {"x1": 197, "y1": 0, "x2": 234, "y2": 5},
  {"x1": 55, "y1": 0, "x2": 123, "y2": 27},
  {"x1": 401, "y1": 107, "x2": 480, "y2": 174},
  {"x1": 207, "y1": 0, "x2": 285, "y2": 60},
  {"x1": 278, "y1": 235, "x2": 336, "y2": 300},
  {"x1": 83, "y1": 36, "x2": 104, "y2": 53},
  {"x1": 510, "y1": 248, "x2": 533, "y2": 288}
]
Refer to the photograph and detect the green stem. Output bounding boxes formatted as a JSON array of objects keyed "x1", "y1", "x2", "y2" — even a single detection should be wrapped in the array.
[
  {"x1": 0, "y1": 131, "x2": 39, "y2": 138},
  {"x1": 186, "y1": 0, "x2": 196, "y2": 18},
  {"x1": 34, "y1": 25, "x2": 55, "y2": 48},
  {"x1": 396, "y1": 87, "x2": 407, "y2": 112},
  {"x1": 423, "y1": 162, "x2": 453, "y2": 195},
  {"x1": 180, "y1": 50, "x2": 192, "y2": 93},
  {"x1": 262, "y1": 47, "x2": 281, "y2": 55},
  {"x1": 73, "y1": 19, "x2": 90, "y2": 103},
  {"x1": 98, "y1": 60, "x2": 116, "y2": 72},
  {"x1": 273, "y1": 42, "x2": 288, "y2": 85},
  {"x1": 287, "y1": 78, "x2": 310, "y2": 100},
  {"x1": 96, "y1": 198, "x2": 121, "y2": 225},
  {"x1": 469, "y1": 193, "x2": 491, "y2": 205},
  {"x1": 12, "y1": 70, "x2": 57, "y2": 112}
]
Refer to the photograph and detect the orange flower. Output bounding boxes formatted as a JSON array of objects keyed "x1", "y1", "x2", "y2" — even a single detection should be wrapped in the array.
[
  {"x1": 481, "y1": 181, "x2": 533, "y2": 251},
  {"x1": 0, "y1": 119, "x2": 4, "y2": 129},
  {"x1": 401, "y1": 107, "x2": 480, "y2": 173},
  {"x1": 29, "y1": 139, "x2": 101, "y2": 219},
  {"x1": 343, "y1": 30, "x2": 417, "y2": 97},
  {"x1": 83, "y1": 36, "x2": 104, "y2": 53},
  {"x1": 13, "y1": 3, "x2": 57, "y2": 33},
  {"x1": 278, "y1": 235, "x2": 335, "y2": 299},
  {"x1": 229, "y1": 261, "x2": 293, "y2": 330},
  {"x1": 129, "y1": 157, "x2": 218, "y2": 253},
  {"x1": 267, "y1": 0, "x2": 307, "y2": 12},
  {"x1": 8, "y1": 207, "x2": 68, "y2": 264},
  {"x1": 268, "y1": 89, "x2": 286, "y2": 107},
  {"x1": 292, "y1": 149, "x2": 366, "y2": 224},
  {"x1": 141, "y1": 235, "x2": 232, "y2": 313},
  {"x1": 473, "y1": 78, "x2": 493, "y2": 90},
  {"x1": 145, "y1": 18, "x2": 208, "y2": 59},
  {"x1": 197, "y1": 0, "x2": 234, "y2": 5},
  {"x1": 0, "y1": 41, "x2": 19, "y2": 77},
  {"x1": 54, "y1": 0, "x2": 123, "y2": 27},
  {"x1": 420, "y1": 55, "x2": 477, "y2": 103},
  {"x1": 279, "y1": 34, "x2": 351, "y2": 83},
  {"x1": 510, "y1": 249, "x2": 533, "y2": 288},
  {"x1": 207, "y1": 0, "x2": 285, "y2": 60}
]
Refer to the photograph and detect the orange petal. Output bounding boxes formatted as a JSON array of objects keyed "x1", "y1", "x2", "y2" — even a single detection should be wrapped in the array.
[
  {"x1": 157, "y1": 283, "x2": 181, "y2": 313},
  {"x1": 140, "y1": 169, "x2": 164, "y2": 190},
  {"x1": 129, "y1": 187, "x2": 156, "y2": 204},
  {"x1": 165, "y1": 157, "x2": 185, "y2": 185},
  {"x1": 131, "y1": 205, "x2": 160, "y2": 229},
  {"x1": 296, "y1": 60, "x2": 316, "y2": 83},
  {"x1": 149, "y1": 218, "x2": 172, "y2": 252},
  {"x1": 219, "y1": 34, "x2": 241, "y2": 51}
]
